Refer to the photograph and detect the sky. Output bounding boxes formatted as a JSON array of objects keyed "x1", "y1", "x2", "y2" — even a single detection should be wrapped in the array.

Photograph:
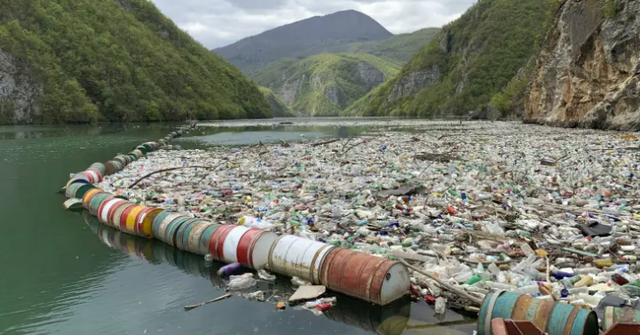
[{"x1": 149, "y1": 0, "x2": 477, "y2": 49}]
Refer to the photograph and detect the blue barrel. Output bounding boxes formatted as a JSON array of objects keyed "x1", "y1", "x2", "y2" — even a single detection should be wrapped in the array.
[{"x1": 478, "y1": 292, "x2": 598, "y2": 335}]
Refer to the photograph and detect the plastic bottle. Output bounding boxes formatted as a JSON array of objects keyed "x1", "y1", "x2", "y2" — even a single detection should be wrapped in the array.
[
  {"x1": 516, "y1": 285, "x2": 539, "y2": 295},
  {"x1": 574, "y1": 276, "x2": 594, "y2": 288},
  {"x1": 435, "y1": 297, "x2": 447, "y2": 315}
]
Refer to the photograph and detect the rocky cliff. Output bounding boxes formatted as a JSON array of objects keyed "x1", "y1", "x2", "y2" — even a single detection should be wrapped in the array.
[
  {"x1": 0, "y1": 48, "x2": 42, "y2": 123},
  {"x1": 344, "y1": 0, "x2": 556, "y2": 117},
  {"x1": 525, "y1": 0, "x2": 640, "y2": 130}
]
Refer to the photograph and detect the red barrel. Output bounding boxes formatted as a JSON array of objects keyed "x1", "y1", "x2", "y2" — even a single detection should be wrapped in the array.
[
  {"x1": 320, "y1": 248, "x2": 410, "y2": 306},
  {"x1": 236, "y1": 229, "x2": 279, "y2": 269},
  {"x1": 208, "y1": 225, "x2": 235, "y2": 261},
  {"x1": 107, "y1": 201, "x2": 131, "y2": 229},
  {"x1": 118, "y1": 205, "x2": 137, "y2": 232}
]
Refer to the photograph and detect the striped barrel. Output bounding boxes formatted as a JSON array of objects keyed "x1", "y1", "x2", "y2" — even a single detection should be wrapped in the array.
[{"x1": 478, "y1": 291, "x2": 599, "y2": 335}]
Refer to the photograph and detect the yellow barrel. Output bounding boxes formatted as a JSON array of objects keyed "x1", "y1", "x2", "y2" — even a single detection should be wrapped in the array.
[
  {"x1": 125, "y1": 206, "x2": 147, "y2": 236},
  {"x1": 136, "y1": 208, "x2": 164, "y2": 239}
]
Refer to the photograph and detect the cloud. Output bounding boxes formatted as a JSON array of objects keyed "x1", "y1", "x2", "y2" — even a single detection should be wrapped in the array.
[{"x1": 149, "y1": 0, "x2": 477, "y2": 49}]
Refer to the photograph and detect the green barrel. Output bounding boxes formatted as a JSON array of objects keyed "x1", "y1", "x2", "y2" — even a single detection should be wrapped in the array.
[
  {"x1": 89, "y1": 193, "x2": 112, "y2": 216},
  {"x1": 175, "y1": 218, "x2": 199, "y2": 251},
  {"x1": 152, "y1": 211, "x2": 173, "y2": 237},
  {"x1": 164, "y1": 216, "x2": 190, "y2": 247},
  {"x1": 478, "y1": 292, "x2": 598, "y2": 335},
  {"x1": 88, "y1": 163, "x2": 106, "y2": 176},
  {"x1": 199, "y1": 224, "x2": 221, "y2": 256},
  {"x1": 75, "y1": 184, "x2": 96, "y2": 200}
]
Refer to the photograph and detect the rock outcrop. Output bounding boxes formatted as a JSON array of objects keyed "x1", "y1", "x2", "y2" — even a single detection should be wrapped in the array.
[
  {"x1": 0, "y1": 48, "x2": 41, "y2": 123},
  {"x1": 525, "y1": 0, "x2": 640, "y2": 130}
]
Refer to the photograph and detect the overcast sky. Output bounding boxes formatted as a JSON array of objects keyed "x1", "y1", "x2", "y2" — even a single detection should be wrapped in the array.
[{"x1": 149, "y1": 0, "x2": 477, "y2": 49}]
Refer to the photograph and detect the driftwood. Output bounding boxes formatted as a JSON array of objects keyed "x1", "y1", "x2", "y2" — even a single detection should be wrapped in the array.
[
  {"x1": 340, "y1": 140, "x2": 369, "y2": 157},
  {"x1": 184, "y1": 293, "x2": 231, "y2": 311},
  {"x1": 399, "y1": 259, "x2": 484, "y2": 306},
  {"x1": 311, "y1": 138, "x2": 340, "y2": 147},
  {"x1": 128, "y1": 165, "x2": 218, "y2": 189}
]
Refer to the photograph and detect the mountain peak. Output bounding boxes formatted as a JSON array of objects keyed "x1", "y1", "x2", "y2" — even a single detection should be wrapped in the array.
[{"x1": 214, "y1": 10, "x2": 392, "y2": 74}]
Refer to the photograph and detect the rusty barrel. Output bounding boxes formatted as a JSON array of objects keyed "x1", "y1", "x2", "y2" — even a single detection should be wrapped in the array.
[
  {"x1": 320, "y1": 248, "x2": 409, "y2": 306},
  {"x1": 236, "y1": 228, "x2": 279, "y2": 269},
  {"x1": 186, "y1": 221, "x2": 219, "y2": 255},
  {"x1": 478, "y1": 291, "x2": 598, "y2": 335},
  {"x1": 603, "y1": 307, "x2": 640, "y2": 331},
  {"x1": 268, "y1": 235, "x2": 334, "y2": 284}
]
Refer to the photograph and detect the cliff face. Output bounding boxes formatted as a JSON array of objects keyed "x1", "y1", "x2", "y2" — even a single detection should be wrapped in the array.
[
  {"x1": 0, "y1": 48, "x2": 42, "y2": 123},
  {"x1": 525, "y1": 0, "x2": 640, "y2": 130}
]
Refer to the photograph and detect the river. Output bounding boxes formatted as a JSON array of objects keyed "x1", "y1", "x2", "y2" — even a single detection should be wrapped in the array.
[{"x1": 0, "y1": 120, "x2": 477, "y2": 335}]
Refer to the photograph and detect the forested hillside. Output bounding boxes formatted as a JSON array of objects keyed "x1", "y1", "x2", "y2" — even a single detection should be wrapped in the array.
[
  {"x1": 257, "y1": 53, "x2": 400, "y2": 116},
  {"x1": 344, "y1": 0, "x2": 558, "y2": 118},
  {"x1": 0, "y1": 0, "x2": 270, "y2": 124}
]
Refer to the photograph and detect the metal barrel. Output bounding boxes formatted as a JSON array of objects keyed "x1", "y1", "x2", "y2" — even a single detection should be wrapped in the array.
[
  {"x1": 320, "y1": 248, "x2": 409, "y2": 306},
  {"x1": 236, "y1": 229, "x2": 279, "y2": 269},
  {"x1": 478, "y1": 292, "x2": 599, "y2": 335},
  {"x1": 268, "y1": 235, "x2": 334, "y2": 284},
  {"x1": 186, "y1": 221, "x2": 218, "y2": 255},
  {"x1": 85, "y1": 169, "x2": 102, "y2": 183},
  {"x1": 208, "y1": 225, "x2": 235, "y2": 261},
  {"x1": 153, "y1": 213, "x2": 183, "y2": 245},
  {"x1": 124, "y1": 206, "x2": 147, "y2": 236},
  {"x1": 108, "y1": 201, "x2": 132, "y2": 229},
  {"x1": 181, "y1": 219, "x2": 206, "y2": 252},
  {"x1": 98, "y1": 199, "x2": 126, "y2": 227},
  {"x1": 136, "y1": 208, "x2": 163, "y2": 239},
  {"x1": 75, "y1": 184, "x2": 95, "y2": 200},
  {"x1": 219, "y1": 226, "x2": 250, "y2": 263},
  {"x1": 88, "y1": 163, "x2": 106, "y2": 176},
  {"x1": 89, "y1": 193, "x2": 112, "y2": 216},
  {"x1": 65, "y1": 183, "x2": 81, "y2": 198},
  {"x1": 199, "y1": 224, "x2": 222, "y2": 256},
  {"x1": 175, "y1": 218, "x2": 200, "y2": 251},
  {"x1": 603, "y1": 307, "x2": 640, "y2": 331},
  {"x1": 164, "y1": 216, "x2": 191, "y2": 247},
  {"x1": 117, "y1": 204, "x2": 137, "y2": 232},
  {"x1": 104, "y1": 161, "x2": 118, "y2": 175},
  {"x1": 82, "y1": 188, "x2": 103, "y2": 209}
]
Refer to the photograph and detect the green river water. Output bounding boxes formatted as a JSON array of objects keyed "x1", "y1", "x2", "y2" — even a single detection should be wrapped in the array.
[{"x1": 0, "y1": 120, "x2": 476, "y2": 335}]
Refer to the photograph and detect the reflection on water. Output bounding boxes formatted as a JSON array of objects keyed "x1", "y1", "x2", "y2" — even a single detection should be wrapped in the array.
[{"x1": 82, "y1": 212, "x2": 477, "y2": 335}]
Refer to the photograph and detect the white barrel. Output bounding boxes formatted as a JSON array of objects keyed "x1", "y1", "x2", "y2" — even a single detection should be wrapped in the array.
[
  {"x1": 221, "y1": 226, "x2": 250, "y2": 263},
  {"x1": 99, "y1": 199, "x2": 122, "y2": 225},
  {"x1": 250, "y1": 232, "x2": 279, "y2": 270},
  {"x1": 268, "y1": 235, "x2": 334, "y2": 283}
]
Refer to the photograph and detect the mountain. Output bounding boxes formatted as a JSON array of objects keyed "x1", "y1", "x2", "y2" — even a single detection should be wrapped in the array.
[
  {"x1": 259, "y1": 86, "x2": 293, "y2": 117},
  {"x1": 213, "y1": 10, "x2": 393, "y2": 75},
  {"x1": 346, "y1": 28, "x2": 441, "y2": 65},
  {"x1": 258, "y1": 53, "x2": 401, "y2": 116},
  {"x1": 344, "y1": 0, "x2": 557, "y2": 118},
  {"x1": 0, "y1": 0, "x2": 270, "y2": 124},
  {"x1": 525, "y1": 0, "x2": 640, "y2": 130}
]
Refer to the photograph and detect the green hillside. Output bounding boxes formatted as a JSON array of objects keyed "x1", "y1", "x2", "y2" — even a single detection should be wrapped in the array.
[
  {"x1": 347, "y1": 28, "x2": 440, "y2": 64},
  {"x1": 344, "y1": 0, "x2": 557, "y2": 118},
  {"x1": 0, "y1": 0, "x2": 270, "y2": 124},
  {"x1": 258, "y1": 53, "x2": 401, "y2": 116},
  {"x1": 259, "y1": 86, "x2": 293, "y2": 117}
]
